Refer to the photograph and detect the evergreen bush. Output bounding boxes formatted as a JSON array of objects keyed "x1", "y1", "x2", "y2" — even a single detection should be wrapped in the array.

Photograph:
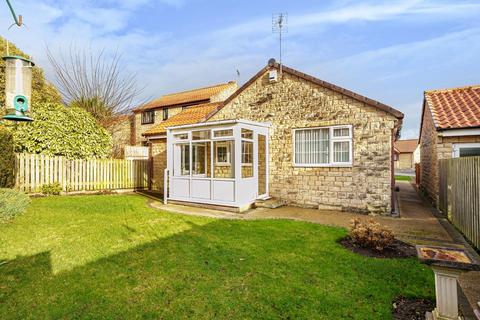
[{"x1": 0, "y1": 126, "x2": 15, "y2": 188}]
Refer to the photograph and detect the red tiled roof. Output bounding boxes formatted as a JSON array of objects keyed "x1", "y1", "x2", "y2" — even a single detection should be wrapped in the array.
[
  {"x1": 425, "y1": 85, "x2": 480, "y2": 130},
  {"x1": 134, "y1": 82, "x2": 236, "y2": 112},
  {"x1": 394, "y1": 139, "x2": 417, "y2": 153},
  {"x1": 143, "y1": 102, "x2": 222, "y2": 136}
]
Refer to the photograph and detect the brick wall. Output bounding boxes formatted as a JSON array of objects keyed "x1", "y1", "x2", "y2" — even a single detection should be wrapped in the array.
[{"x1": 209, "y1": 70, "x2": 399, "y2": 214}]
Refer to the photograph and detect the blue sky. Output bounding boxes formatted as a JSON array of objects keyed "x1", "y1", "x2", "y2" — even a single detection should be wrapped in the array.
[{"x1": 1, "y1": 0, "x2": 479, "y2": 138}]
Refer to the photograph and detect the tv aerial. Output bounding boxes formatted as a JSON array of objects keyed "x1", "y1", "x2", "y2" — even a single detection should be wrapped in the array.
[{"x1": 272, "y1": 13, "x2": 287, "y2": 76}]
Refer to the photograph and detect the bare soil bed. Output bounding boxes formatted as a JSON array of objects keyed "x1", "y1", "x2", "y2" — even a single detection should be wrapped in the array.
[
  {"x1": 392, "y1": 296, "x2": 435, "y2": 320},
  {"x1": 340, "y1": 237, "x2": 417, "y2": 258}
]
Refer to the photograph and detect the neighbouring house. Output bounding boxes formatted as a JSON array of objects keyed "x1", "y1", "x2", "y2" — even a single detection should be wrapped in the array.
[
  {"x1": 159, "y1": 59, "x2": 404, "y2": 215},
  {"x1": 137, "y1": 82, "x2": 238, "y2": 190},
  {"x1": 393, "y1": 139, "x2": 418, "y2": 170},
  {"x1": 132, "y1": 81, "x2": 238, "y2": 146},
  {"x1": 419, "y1": 85, "x2": 480, "y2": 204},
  {"x1": 108, "y1": 114, "x2": 135, "y2": 158}
]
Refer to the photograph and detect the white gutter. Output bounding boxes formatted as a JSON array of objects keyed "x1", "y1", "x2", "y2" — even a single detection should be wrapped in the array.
[{"x1": 438, "y1": 128, "x2": 480, "y2": 137}]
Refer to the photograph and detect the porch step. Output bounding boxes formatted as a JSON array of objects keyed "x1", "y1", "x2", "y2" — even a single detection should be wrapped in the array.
[{"x1": 254, "y1": 198, "x2": 286, "y2": 209}]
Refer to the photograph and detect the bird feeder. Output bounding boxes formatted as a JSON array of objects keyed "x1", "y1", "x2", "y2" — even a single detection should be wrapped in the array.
[{"x1": 2, "y1": 55, "x2": 34, "y2": 122}]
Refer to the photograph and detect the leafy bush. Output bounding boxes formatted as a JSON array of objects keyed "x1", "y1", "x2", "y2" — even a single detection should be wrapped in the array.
[
  {"x1": 0, "y1": 188, "x2": 30, "y2": 222},
  {"x1": 349, "y1": 218, "x2": 395, "y2": 251},
  {"x1": 41, "y1": 182, "x2": 62, "y2": 195},
  {"x1": 13, "y1": 103, "x2": 112, "y2": 159},
  {"x1": 0, "y1": 126, "x2": 15, "y2": 188}
]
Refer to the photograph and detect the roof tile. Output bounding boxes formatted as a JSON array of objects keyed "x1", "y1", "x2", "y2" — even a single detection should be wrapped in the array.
[
  {"x1": 135, "y1": 82, "x2": 236, "y2": 112},
  {"x1": 425, "y1": 85, "x2": 480, "y2": 129},
  {"x1": 143, "y1": 102, "x2": 222, "y2": 136}
]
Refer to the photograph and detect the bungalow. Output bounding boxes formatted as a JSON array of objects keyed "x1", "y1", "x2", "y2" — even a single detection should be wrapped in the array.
[
  {"x1": 145, "y1": 59, "x2": 404, "y2": 215},
  {"x1": 419, "y1": 85, "x2": 480, "y2": 204}
]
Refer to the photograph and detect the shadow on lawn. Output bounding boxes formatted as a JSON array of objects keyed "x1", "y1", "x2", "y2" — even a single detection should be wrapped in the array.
[{"x1": 0, "y1": 219, "x2": 434, "y2": 320}]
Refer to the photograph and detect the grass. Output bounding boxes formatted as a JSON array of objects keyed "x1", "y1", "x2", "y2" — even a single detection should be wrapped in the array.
[
  {"x1": 395, "y1": 175, "x2": 412, "y2": 181},
  {"x1": 0, "y1": 195, "x2": 434, "y2": 319}
]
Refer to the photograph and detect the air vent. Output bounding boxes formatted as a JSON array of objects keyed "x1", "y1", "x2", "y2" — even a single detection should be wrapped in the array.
[{"x1": 269, "y1": 70, "x2": 278, "y2": 82}]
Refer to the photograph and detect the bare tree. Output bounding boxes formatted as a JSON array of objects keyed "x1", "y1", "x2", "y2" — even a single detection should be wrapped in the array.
[
  {"x1": 46, "y1": 44, "x2": 147, "y2": 157},
  {"x1": 46, "y1": 45, "x2": 145, "y2": 127}
]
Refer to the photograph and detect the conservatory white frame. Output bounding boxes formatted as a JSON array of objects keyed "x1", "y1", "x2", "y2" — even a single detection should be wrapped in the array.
[{"x1": 164, "y1": 120, "x2": 270, "y2": 210}]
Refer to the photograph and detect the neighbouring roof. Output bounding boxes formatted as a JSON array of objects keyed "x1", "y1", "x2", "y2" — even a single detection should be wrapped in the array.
[
  {"x1": 205, "y1": 59, "x2": 404, "y2": 121},
  {"x1": 394, "y1": 139, "x2": 418, "y2": 153},
  {"x1": 143, "y1": 102, "x2": 222, "y2": 136},
  {"x1": 424, "y1": 85, "x2": 480, "y2": 130},
  {"x1": 134, "y1": 82, "x2": 236, "y2": 112}
]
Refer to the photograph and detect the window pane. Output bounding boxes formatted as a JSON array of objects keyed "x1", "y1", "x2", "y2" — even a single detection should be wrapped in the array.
[
  {"x1": 214, "y1": 129, "x2": 233, "y2": 138},
  {"x1": 242, "y1": 141, "x2": 253, "y2": 164},
  {"x1": 163, "y1": 108, "x2": 168, "y2": 120},
  {"x1": 333, "y1": 141, "x2": 350, "y2": 163},
  {"x1": 242, "y1": 140, "x2": 253, "y2": 178},
  {"x1": 181, "y1": 144, "x2": 190, "y2": 175},
  {"x1": 174, "y1": 133, "x2": 188, "y2": 140},
  {"x1": 141, "y1": 111, "x2": 154, "y2": 124},
  {"x1": 241, "y1": 128, "x2": 253, "y2": 139},
  {"x1": 192, "y1": 130, "x2": 210, "y2": 140},
  {"x1": 333, "y1": 128, "x2": 350, "y2": 137},
  {"x1": 214, "y1": 141, "x2": 234, "y2": 178},
  {"x1": 459, "y1": 147, "x2": 480, "y2": 157},
  {"x1": 295, "y1": 128, "x2": 329, "y2": 164},
  {"x1": 192, "y1": 142, "x2": 210, "y2": 176}
]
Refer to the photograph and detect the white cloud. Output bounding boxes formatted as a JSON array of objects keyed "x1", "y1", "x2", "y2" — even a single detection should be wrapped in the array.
[{"x1": 0, "y1": 0, "x2": 478, "y2": 135}]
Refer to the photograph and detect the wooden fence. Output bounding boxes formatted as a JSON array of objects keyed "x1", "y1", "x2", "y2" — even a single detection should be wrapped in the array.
[
  {"x1": 439, "y1": 156, "x2": 480, "y2": 249},
  {"x1": 15, "y1": 153, "x2": 149, "y2": 193}
]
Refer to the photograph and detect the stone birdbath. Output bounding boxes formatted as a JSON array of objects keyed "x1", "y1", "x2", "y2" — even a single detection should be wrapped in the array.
[{"x1": 416, "y1": 245, "x2": 480, "y2": 320}]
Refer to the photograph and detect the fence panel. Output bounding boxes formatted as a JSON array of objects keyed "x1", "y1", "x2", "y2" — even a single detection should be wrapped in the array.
[
  {"x1": 439, "y1": 156, "x2": 480, "y2": 249},
  {"x1": 15, "y1": 153, "x2": 149, "y2": 193}
]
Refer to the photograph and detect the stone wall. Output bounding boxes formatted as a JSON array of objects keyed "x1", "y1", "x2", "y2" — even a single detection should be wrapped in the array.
[
  {"x1": 209, "y1": 69, "x2": 399, "y2": 214},
  {"x1": 395, "y1": 153, "x2": 413, "y2": 169},
  {"x1": 150, "y1": 139, "x2": 167, "y2": 191},
  {"x1": 134, "y1": 107, "x2": 183, "y2": 145},
  {"x1": 211, "y1": 82, "x2": 238, "y2": 103},
  {"x1": 419, "y1": 104, "x2": 438, "y2": 203}
]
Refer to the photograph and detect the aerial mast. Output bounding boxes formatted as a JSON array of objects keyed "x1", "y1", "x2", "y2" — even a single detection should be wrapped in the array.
[{"x1": 272, "y1": 13, "x2": 288, "y2": 77}]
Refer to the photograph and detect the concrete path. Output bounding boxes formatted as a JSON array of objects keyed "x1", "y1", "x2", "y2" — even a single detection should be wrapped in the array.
[{"x1": 147, "y1": 181, "x2": 453, "y2": 246}]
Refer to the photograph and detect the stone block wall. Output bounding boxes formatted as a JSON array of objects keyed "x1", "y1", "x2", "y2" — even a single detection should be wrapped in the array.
[
  {"x1": 133, "y1": 107, "x2": 183, "y2": 145},
  {"x1": 150, "y1": 139, "x2": 167, "y2": 191},
  {"x1": 209, "y1": 69, "x2": 399, "y2": 214}
]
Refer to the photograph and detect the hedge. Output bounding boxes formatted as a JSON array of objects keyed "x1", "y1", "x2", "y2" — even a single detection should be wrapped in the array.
[{"x1": 0, "y1": 126, "x2": 15, "y2": 188}]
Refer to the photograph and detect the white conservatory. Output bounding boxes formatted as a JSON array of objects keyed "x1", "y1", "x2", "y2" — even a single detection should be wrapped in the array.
[{"x1": 164, "y1": 120, "x2": 270, "y2": 211}]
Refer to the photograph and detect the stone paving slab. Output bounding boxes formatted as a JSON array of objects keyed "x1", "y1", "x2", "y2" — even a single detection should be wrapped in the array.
[{"x1": 147, "y1": 181, "x2": 452, "y2": 246}]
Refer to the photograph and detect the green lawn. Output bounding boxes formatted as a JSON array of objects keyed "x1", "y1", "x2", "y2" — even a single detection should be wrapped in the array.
[
  {"x1": 0, "y1": 195, "x2": 434, "y2": 319},
  {"x1": 395, "y1": 175, "x2": 412, "y2": 181}
]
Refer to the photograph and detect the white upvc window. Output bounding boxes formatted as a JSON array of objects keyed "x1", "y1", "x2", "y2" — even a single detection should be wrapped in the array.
[
  {"x1": 452, "y1": 143, "x2": 480, "y2": 158},
  {"x1": 215, "y1": 141, "x2": 231, "y2": 165},
  {"x1": 293, "y1": 125, "x2": 353, "y2": 167}
]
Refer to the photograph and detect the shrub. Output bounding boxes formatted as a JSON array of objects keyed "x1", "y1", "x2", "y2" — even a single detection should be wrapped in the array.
[
  {"x1": 349, "y1": 218, "x2": 395, "y2": 251},
  {"x1": 41, "y1": 182, "x2": 62, "y2": 195},
  {"x1": 0, "y1": 188, "x2": 31, "y2": 222},
  {"x1": 13, "y1": 102, "x2": 112, "y2": 159},
  {"x1": 0, "y1": 126, "x2": 15, "y2": 188}
]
